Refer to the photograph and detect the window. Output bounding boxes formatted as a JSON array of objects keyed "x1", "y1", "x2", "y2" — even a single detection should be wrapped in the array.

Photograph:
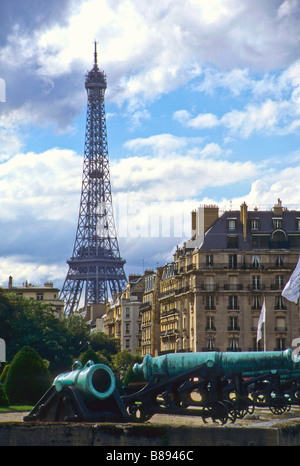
[
  {"x1": 252, "y1": 275, "x2": 261, "y2": 290},
  {"x1": 252, "y1": 235, "x2": 270, "y2": 249},
  {"x1": 289, "y1": 235, "x2": 300, "y2": 248},
  {"x1": 275, "y1": 296, "x2": 286, "y2": 310},
  {"x1": 228, "y1": 295, "x2": 238, "y2": 310},
  {"x1": 228, "y1": 219, "x2": 236, "y2": 230},
  {"x1": 206, "y1": 254, "x2": 214, "y2": 267},
  {"x1": 252, "y1": 255, "x2": 260, "y2": 268},
  {"x1": 227, "y1": 236, "x2": 238, "y2": 248},
  {"x1": 275, "y1": 275, "x2": 284, "y2": 290},
  {"x1": 125, "y1": 323, "x2": 130, "y2": 334},
  {"x1": 251, "y1": 219, "x2": 259, "y2": 230},
  {"x1": 125, "y1": 339, "x2": 130, "y2": 349},
  {"x1": 228, "y1": 254, "x2": 237, "y2": 269},
  {"x1": 297, "y1": 219, "x2": 300, "y2": 230},
  {"x1": 228, "y1": 316, "x2": 239, "y2": 331},
  {"x1": 276, "y1": 338, "x2": 286, "y2": 350},
  {"x1": 204, "y1": 275, "x2": 216, "y2": 291},
  {"x1": 206, "y1": 316, "x2": 215, "y2": 330},
  {"x1": 228, "y1": 337, "x2": 239, "y2": 351},
  {"x1": 125, "y1": 307, "x2": 130, "y2": 317},
  {"x1": 206, "y1": 338, "x2": 215, "y2": 350},
  {"x1": 275, "y1": 317, "x2": 286, "y2": 331},
  {"x1": 275, "y1": 255, "x2": 284, "y2": 266},
  {"x1": 273, "y1": 218, "x2": 282, "y2": 229},
  {"x1": 205, "y1": 296, "x2": 215, "y2": 310},
  {"x1": 272, "y1": 230, "x2": 287, "y2": 248},
  {"x1": 252, "y1": 296, "x2": 261, "y2": 310},
  {"x1": 36, "y1": 293, "x2": 43, "y2": 301}
]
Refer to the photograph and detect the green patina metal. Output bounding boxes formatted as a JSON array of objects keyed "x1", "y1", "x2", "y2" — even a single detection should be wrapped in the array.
[
  {"x1": 53, "y1": 360, "x2": 116, "y2": 401},
  {"x1": 133, "y1": 349, "x2": 300, "y2": 381}
]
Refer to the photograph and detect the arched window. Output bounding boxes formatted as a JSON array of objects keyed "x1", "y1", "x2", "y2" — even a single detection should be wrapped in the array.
[{"x1": 271, "y1": 230, "x2": 287, "y2": 249}]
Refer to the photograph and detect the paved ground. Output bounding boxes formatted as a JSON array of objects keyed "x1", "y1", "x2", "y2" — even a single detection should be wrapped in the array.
[{"x1": 1, "y1": 406, "x2": 300, "y2": 427}]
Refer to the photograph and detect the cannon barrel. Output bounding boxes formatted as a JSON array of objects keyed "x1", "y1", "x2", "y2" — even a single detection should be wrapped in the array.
[
  {"x1": 133, "y1": 349, "x2": 300, "y2": 381},
  {"x1": 53, "y1": 360, "x2": 115, "y2": 401}
]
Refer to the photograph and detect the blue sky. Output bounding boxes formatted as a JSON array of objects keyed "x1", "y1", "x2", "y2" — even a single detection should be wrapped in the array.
[{"x1": 1, "y1": 0, "x2": 300, "y2": 290}]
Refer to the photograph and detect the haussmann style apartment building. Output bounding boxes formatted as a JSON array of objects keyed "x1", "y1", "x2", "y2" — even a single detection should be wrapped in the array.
[{"x1": 104, "y1": 199, "x2": 300, "y2": 357}]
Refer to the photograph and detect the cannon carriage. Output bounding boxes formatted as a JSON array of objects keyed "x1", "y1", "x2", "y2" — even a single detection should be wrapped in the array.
[{"x1": 24, "y1": 349, "x2": 300, "y2": 425}]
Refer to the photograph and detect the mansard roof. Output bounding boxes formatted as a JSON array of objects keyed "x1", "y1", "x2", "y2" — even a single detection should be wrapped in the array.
[{"x1": 199, "y1": 208, "x2": 300, "y2": 251}]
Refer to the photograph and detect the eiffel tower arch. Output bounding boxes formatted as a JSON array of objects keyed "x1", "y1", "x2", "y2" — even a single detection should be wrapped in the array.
[{"x1": 60, "y1": 43, "x2": 127, "y2": 316}]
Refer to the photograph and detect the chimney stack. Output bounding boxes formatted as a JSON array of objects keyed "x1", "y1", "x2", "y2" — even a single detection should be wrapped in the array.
[
  {"x1": 240, "y1": 202, "x2": 248, "y2": 241},
  {"x1": 8, "y1": 276, "x2": 13, "y2": 289}
]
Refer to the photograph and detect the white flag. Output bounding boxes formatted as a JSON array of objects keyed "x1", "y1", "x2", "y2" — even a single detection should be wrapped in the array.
[
  {"x1": 282, "y1": 257, "x2": 300, "y2": 304},
  {"x1": 257, "y1": 299, "x2": 266, "y2": 343}
]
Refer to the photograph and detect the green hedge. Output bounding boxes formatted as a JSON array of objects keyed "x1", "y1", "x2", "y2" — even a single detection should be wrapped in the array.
[
  {"x1": 0, "y1": 385, "x2": 9, "y2": 407},
  {"x1": 4, "y1": 346, "x2": 51, "y2": 405}
]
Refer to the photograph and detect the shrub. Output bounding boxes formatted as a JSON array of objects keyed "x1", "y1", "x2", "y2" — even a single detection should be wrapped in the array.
[
  {"x1": 123, "y1": 363, "x2": 146, "y2": 386},
  {"x1": 78, "y1": 348, "x2": 110, "y2": 367},
  {"x1": 0, "y1": 385, "x2": 9, "y2": 407},
  {"x1": 0, "y1": 364, "x2": 10, "y2": 384},
  {"x1": 4, "y1": 346, "x2": 52, "y2": 405}
]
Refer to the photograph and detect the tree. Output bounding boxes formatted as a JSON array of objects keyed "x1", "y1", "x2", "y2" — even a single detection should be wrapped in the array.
[
  {"x1": 0, "y1": 292, "x2": 91, "y2": 373},
  {"x1": 111, "y1": 350, "x2": 142, "y2": 380},
  {"x1": 78, "y1": 347, "x2": 110, "y2": 367},
  {"x1": 89, "y1": 331, "x2": 120, "y2": 360},
  {"x1": 4, "y1": 346, "x2": 52, "y2": 405}
]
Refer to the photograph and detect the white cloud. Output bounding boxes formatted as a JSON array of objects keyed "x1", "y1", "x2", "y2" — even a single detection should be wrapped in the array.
[
  {"x1": 112, "y1": 135, "x2": 258, "y2": 202},
  {"x1": 0, "y1": 255, "x2": 67, "y2": 288},
  {"x1": 0, "y1": 148, "x2": 82, "y2": 222},
  {"x1": 173, "y1": 110, "x2": 219, "y2": 129},
  {"x1": 2, "y1": 0, "x2": 300, "y2": 130}
]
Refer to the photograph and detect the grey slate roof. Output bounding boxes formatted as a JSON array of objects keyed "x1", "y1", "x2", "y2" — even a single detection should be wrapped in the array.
[{"x1": 199, "y1": 209, "x2": 300, "y2": 251}]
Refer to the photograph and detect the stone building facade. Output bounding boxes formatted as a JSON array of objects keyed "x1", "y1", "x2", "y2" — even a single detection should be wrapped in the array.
[{"x1": 105, "y1": 199, "x2": 300, "y2": 356}]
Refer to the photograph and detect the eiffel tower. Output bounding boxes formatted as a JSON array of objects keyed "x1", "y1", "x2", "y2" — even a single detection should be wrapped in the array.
[{"x1": 60, "y1": 43, "x2": 127, "y2": 315}]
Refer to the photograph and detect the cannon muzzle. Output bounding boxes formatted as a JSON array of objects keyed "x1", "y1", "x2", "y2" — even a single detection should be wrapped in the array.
[{"x1": 53, "y1": 360, "x2": 115, "y2": 401}]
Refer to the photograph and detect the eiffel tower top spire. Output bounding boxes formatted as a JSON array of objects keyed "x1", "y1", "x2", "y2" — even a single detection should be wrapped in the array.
[
  {"x1": 94, "y1": 41, "x2": 98, "y2": 67},
  {"x1": 85, "y1": 42, "x2": 106, "y2": 90}
]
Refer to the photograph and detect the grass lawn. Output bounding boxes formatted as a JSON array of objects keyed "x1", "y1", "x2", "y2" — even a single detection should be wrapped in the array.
[{"x1": 0, "y1": 406, "x2": 33, "y2": 413}]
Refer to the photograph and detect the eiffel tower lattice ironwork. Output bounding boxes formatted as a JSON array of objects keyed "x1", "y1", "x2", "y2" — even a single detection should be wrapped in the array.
[{"x1": 60, "y1": 43, "x2": 127, "y2": 316}]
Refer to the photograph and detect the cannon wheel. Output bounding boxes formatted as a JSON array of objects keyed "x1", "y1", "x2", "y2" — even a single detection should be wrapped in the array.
[
  {"x1": 269, "y1": 397, "x2": 290, "y2": 415},
  {"x1": 222, "y1": 400, "x2": 237, "y2": 423},
  {"x1": 203, "y1": 401, "x2": 228, "y2": 425},
  {"x1": 231, "y1": 396, "x2": 254, "y2": 418},
  {"x1": 126, "y1": 401, "x2": 152, "y2": 422}
]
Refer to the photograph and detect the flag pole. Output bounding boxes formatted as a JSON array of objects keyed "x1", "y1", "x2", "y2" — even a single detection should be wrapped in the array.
[{"x1": 263, "y1": 296, "x2": 266, "y2": 351}]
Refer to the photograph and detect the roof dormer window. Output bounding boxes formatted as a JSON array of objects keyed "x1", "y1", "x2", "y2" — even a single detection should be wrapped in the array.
[
  {"x1": 273, "y1": 218, "x2": 282, "y2": 229},
  {"x1": 228, "y1": 219, "x2": 236, "y2": 231}
]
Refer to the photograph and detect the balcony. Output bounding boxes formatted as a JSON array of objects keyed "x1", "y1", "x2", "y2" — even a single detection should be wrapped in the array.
[
  {"x1": 270, "y1": 284, "x2": 285, "y2": 290},
  {"x1": 175, "y1": 286, "x2": 190, "y2": 295},
  {"x1": 140, "y1": 301, "x2": 151, "y2": 310},
  {"x1": 187, "y1": 264, "x2": 196, "y2": 272},
  {"x1": 224, "y1": 284, "x2": 243, "y2": 291},
  {"x1": 201, "y1": 284, "x2": 219, "y2": 291},
  {"x1": 160, "y1": 329, "x2": 178, "y2": 338},
  {"x1": 158, "y1": 289, "x2": 176, "y2": 300},
  {"x1": 248, "y1": 284, "x2": 265, "y2": 291}
]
